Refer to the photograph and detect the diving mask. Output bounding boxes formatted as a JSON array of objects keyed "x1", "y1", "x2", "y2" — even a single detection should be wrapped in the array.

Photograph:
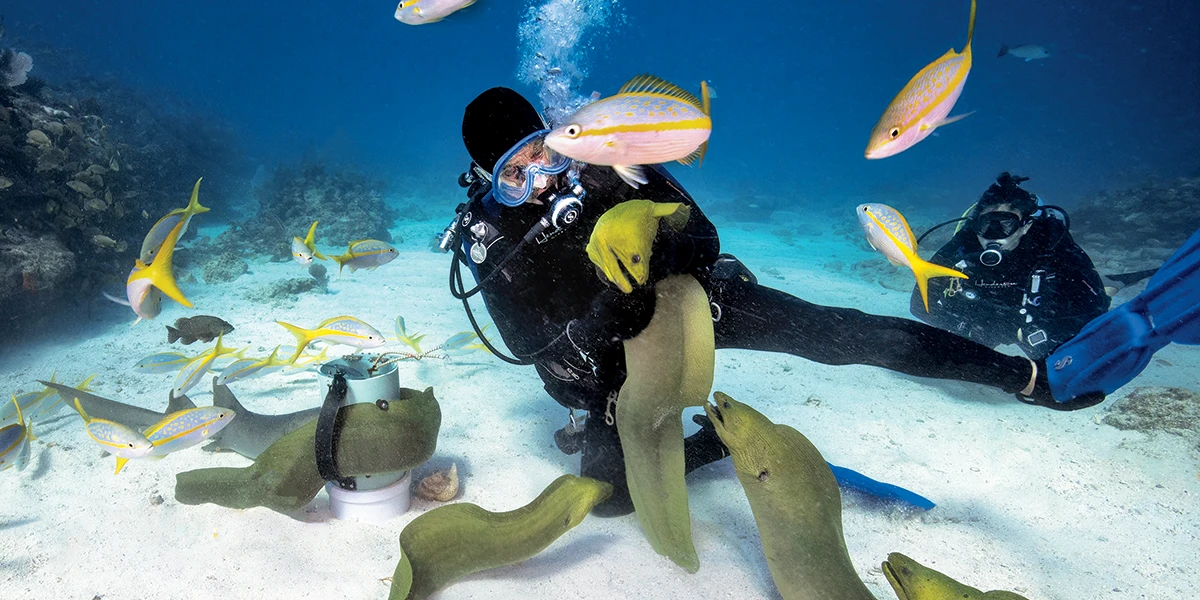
[
  {"x1": 491, "y1": 129, "x2": 572, "y2": 207},
  {"x1": 973, "y1": 211, "x2": 1027, "y2": 240}
]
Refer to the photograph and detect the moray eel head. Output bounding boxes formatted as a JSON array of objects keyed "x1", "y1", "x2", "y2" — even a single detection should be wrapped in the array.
[
  {"x1": 704, "y1": 392, "x2": 779, "y2": 485},
  {"x1": 883, "y1": 552, "x2": 998, "y2": 600}
]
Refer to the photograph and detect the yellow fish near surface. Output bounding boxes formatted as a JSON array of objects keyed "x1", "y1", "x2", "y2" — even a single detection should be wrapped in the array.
[
  {"x1": 394, "y1": 0, "x2": 477, "y2": 25},
  {"x1": 544, "y1": 74, "x2": 712, "y2": 188},
  {"x1": 856, "y1": 203, "x2": 967, "y2": 312},
  {"x1": 865, "y1": 0, "x2": 977, "y2": 159}
]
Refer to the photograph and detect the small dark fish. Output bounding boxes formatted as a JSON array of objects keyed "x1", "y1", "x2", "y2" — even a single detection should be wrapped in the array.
[{"x1": 167, "y1": 316, "x2": 234, "y2": 345}]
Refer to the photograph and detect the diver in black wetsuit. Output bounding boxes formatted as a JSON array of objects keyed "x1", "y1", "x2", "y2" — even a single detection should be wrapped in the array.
[
  {"x1": 442, "y1": 88, "x2": 1097, "y2": 517},
  {"x1": 913, "y1": 173, "x2": 1112, "y2": 360}
]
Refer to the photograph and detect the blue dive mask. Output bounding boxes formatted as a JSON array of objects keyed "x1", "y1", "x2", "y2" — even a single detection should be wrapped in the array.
[{"x1": 490, "y1": 129, "x2": 572, "y2": 207}]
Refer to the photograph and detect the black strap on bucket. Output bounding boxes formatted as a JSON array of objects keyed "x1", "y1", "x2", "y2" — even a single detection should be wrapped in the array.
[{"x1": 315, "y1": 369, "x2": 356, "y2": 490}]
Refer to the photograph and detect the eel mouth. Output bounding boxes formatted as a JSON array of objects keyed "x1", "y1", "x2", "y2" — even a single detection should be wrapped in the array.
[
  {"x1": 704, "y1": 401, "x2": 724, "y2": 426},
  {"x1": 881, "y1": 561, "x2": 910, "y2": 600}
]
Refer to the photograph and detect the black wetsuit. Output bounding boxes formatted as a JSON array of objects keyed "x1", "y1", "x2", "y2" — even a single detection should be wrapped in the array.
[
  {"x1": 914, "y1": 217, "x2": 1111, "y2": 360},
  {"x1": 452, "y1": 165, "x2": 1037, "y2": 516}
]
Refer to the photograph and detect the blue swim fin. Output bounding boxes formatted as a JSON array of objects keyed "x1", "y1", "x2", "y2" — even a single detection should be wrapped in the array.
[
  {"x1": 1048, "y1": 228, "x2": 1200, "y2": 400},
  {"x1": 827, "y1": 462, "x2": 936, "y2": 510}
]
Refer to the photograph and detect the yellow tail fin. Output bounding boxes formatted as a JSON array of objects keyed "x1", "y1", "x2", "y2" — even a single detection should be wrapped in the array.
[
  {"x1": 964, "y1": 0, "x2": 977, "y2": 55},
  {"x1": 184, "y1": 178, "x2": 210, "y2": 216},
  {"x1": 910, "y1": 257, "x2": 969, "y2": 312},
  {"x1": 135, "y1": 219, "x2": 193, "y2": 308},
  {"x1": 276, "y1": 321, "x2": 314, "y2": 362}
]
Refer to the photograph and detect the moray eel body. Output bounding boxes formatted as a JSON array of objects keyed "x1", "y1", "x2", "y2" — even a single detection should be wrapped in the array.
[
  {"x1": 617, "y1": 274, "x2": 715, "y2": 573},
  {"x1": 175, "y1": 387, "x2": 440, "y2": 513},
  {"x1": 883, "y1": 553, "x2": 1030, "y2": 600},
  {"x1": 388, "y1": 474, "x2": 612, "y2": 600},
  {"x1": 704, "y1": 392, "x2": 875, "y2": 599}
]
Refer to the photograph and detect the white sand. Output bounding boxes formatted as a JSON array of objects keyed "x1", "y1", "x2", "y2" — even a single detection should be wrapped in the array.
[{"x1": 1, "y1": 209, "x2": 1197, "y2": 600}]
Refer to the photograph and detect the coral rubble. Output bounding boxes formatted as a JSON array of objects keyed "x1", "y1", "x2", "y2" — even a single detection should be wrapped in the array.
[
  {"x1": 1104, "y1": 386, "x2": 1200, "y2": 449},
  {"x1": 1072, "y1": 177, "x2": 1199, "y2": 271}
]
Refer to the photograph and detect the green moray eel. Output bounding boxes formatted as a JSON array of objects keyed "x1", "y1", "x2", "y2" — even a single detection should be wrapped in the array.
[
  {"x1": 617, "y1": 274, "x2": 715, "y2": 573},
  {"x1": 883, "y1": 553, "x2": 1030, "y2": 600},
  {"x1": 175, "y1": 386, "x2": 440, "y2": 514},
  {"x1": 704, "y1": 392, "x2": 875, "y2": 600},
  {"x1": 388, "y1": 474, "x2": 612, "y2": 600}
]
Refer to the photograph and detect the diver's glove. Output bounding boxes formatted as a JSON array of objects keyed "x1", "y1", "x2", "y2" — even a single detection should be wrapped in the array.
[{"x1": 586, "y1": 200, "x2": 691, "y2": 293}]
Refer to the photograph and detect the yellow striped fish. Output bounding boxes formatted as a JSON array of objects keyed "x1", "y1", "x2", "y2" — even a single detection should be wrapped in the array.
[
  {"x1": 856, "y1": 204, "x2": 968, "y2": 312},
  {"x1": 73, "y1": 398, "x2": 154, "y2": 475},
  {"x1": 865, "y1": 0, "x2": 977, "y2": 159},
  {"x1": 544, "y1": 74, "x2": 712, "y2": 188},
  {"x1": 277, "y1": 316, "x2": 386, "y2": 363},
  {"x1": 140, "y1": 178, "x2": 209, "y2": 264},
  {"x1": 0, "y1": 395, "x2": 36, "y2": 471},
  {"x1": 173, "y1": 334, "x2": 237, "y2": 396},
  {"x1": 143, "y1": 406, "x2": 236, "y2": 456}
]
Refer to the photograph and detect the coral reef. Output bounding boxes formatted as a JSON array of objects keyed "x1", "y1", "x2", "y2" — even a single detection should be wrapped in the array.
[
  {"x1": 1072, "y1": 177, "x2": 1199, "y2": 271},
  {"x1": 1103, "y1": 386, "x2": 1200, "y2": 449},
  {"x1": 0, "y1": 48, "x2": 33, "y2": 88},
  {"x1": 201, "y1": 252, "x2": 248, "y2": 284},
  {"x1": 0, "y1": 67, "x2": 250, "y2": 331},
  {"x1": 216, "y1": 165, "x2": 397, "y2": 261}
]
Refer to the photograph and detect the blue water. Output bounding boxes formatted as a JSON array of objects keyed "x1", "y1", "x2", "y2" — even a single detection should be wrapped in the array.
[{"x1": 12, "y1": 0, "x2": 1198, "y2": 212}]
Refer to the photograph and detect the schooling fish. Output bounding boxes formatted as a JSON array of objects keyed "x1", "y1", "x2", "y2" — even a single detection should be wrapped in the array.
[
  {"x1": 216, "y1": 346, "x2": 294, "y2": 385},
  {"x1": 134, "y1": 352, "x2": 192, "y2": 374},
  {"x1": 167, "y1": 315, "x2": 234, "y2": 345},
  {"x1": 140, "y1": 178, "x2": 209, "y2": 264},
  {"x1": 73, "y1": 398, "x2": 154, "y2": 475},
  {"x1": 143, "y1": 406, "x2": 236, "y2": 456},
  {"x1": 544, "y1": 74, "x2": 712, "y2": 188},
  {"x1": 865, "y1": 0, "x2": 977, "y2": 159},
  {"x1": 0, "y1": 395, "x2": 37, "y2": 472},
  {"x1": 394, "y1": 0, "x2": 477, "y2": 25},
  {"x1": 174, "y1": 334, "x2": 238, "y2": 396},
  {"x1": 277, "y1": 316, "x2": 387, "y2": 363},
  {"x1": 329, "y1": 239, "x2": 398, "y2": 274},
  {"x1": 857, "y1": 204, "x2": 967, "y2": 312},
  {"x1": 998, "y1": 43, "x2": 1049, "y2": 61},
  {"x1": 291, "y1": 220, "x2": 327, "y2": 266},
  {"x1": 127, "y1": 217, "x2": 193, "y2": 321}
]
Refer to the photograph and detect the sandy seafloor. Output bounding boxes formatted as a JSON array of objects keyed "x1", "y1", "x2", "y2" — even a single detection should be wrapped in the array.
[{"x1": 1, "y1": 203, "x2": 1198, "y2": 600}]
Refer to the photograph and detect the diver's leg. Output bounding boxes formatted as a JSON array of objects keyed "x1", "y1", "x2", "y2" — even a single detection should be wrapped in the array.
[{"x1": 710, "y1": 275, "x2": 1035, "y2": 393}]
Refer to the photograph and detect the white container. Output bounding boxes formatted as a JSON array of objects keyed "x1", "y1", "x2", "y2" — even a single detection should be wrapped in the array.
[
  {"x1": 325, "y1": 470, "x2": 412, "y2": 522},
  {"x1": 316, "y1": 354, "x2": 412, "y2": 522}
]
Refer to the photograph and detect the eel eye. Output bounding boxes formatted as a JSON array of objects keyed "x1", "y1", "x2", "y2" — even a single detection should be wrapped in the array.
[
  {"x1": 723, "y1": 400, "x2": 731, "y2": 409},
  {"x1": 889, "y1": 127, "x2": 900, "y2": 139},
  {"x1": 565, "y1": 125, "x2": 581, "y2": 138},
  {"x1": 758, "y1": 470, "x2": 769, "y2": 483},
  {"x1": 631, "y1": 254, "x2": 641, "y2": 264},
  {"x1": 376, "y1": 399, "x2": 390, "y2": 411}
]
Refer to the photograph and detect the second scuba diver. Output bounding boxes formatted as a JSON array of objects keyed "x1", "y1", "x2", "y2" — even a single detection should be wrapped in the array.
[
  {"x1": 913, "y1": 173, "x2": 1112, "y2": 360},
  {"x1": 440, "y1": 87, "x2": 1200, "y2": 516}
]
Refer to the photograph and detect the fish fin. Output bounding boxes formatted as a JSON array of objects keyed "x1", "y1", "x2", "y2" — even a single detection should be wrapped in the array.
[
  {"x1": 910, "y1": 257, "x2": 969, "y2": 313},
  {"x1": 677, "y1": 141, "x2": 708, "y2": 167},
  {"x1": 964, "y1": 0, "x2": 976, "y2": 54},
  {"x1": 276, "y1": 321, "x2": 312, "y2": 362},
  {"x1": 73, "y1": 397, "x2": 90, "y2": 422},
  {"x1": 612, "y1": 165, "x2": 648, "y2": 188},
  {"x1": 923, "y1": 111, "x2": 975, "y2": 130},
  {"x1": 304, "y1": 221, "x2": 319, "y2": 246},
  {"x1": 618, "y1": 74, "x2": 705, "y2": 112},
  {"x1": 700, "y1": 79, "x2": 711, "y2": 117},
  {"x1": 114, "y1": 457, "x2": 129, "y2": 475},
  {"x1": 998, "y1": 43, "x2": 1009, "y2": 58},
  {"x1": 102, "y1": 291, "x2": 131, "y2": 306},
  {"x1": 183, "y1": 177, "x2": 210, "y2": 218},
  {"x1": 134, "y1": 219, "x2": 193, "y2": 309},
  {"x1": 167, "y1": 391, "x2": 197, "y2": 414},
  {"x1": 167, "y1": 326, "x2": 181, "y2": 344}
]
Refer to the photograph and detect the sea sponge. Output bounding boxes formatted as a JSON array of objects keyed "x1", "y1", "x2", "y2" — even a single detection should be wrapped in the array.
[
  {"x1": 0, "y1": 49, "x2": 33, "y2": 88},
  {"x1": 202, "y1": 252, "x2": 249, "y2": 284}
]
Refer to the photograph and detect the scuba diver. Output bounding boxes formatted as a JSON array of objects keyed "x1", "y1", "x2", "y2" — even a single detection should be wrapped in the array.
[
  {"x1": 440, "y1": 87, "x2": 1200, "y2": 517},
  {"x1": 911, "y1": 173, "x2": 1112, "y2": 360}
]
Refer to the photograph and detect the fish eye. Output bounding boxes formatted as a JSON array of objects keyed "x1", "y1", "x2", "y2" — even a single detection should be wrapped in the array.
[
  {"x1": 565, "y1": 125, "x2": 581, "y2": 138},
  {"x1": 758, "y1": 470, "x2": 769, "y2": 482},
  {"x1": 889, "y1": 127, "x2": 900, "y2": 139},
  {"x1": 376, "y1": 399, "x2": 389, "y2": 410},
  {"x1": 128, "y1": 443, "x2": 135, "y2": 448}
]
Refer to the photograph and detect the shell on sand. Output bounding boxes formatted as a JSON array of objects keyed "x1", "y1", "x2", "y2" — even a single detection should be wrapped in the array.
[{"x1": 415, "y1": 463, "x2": 459, "y2": 502}]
